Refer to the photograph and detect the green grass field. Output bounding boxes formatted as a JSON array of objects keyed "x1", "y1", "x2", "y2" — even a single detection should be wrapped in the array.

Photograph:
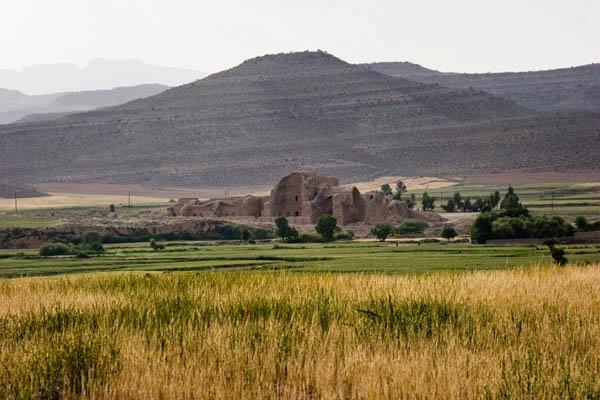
[
  {"x1": 2, "y1": 241, "x2": 600, "y2": 278},
  {"x1": 408, "y1": 182, "x2": 600, "y2": 219}
]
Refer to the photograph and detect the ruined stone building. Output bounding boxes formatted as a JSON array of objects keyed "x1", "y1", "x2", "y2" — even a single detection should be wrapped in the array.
[{"x1": 168, "y1": 171, "x2": 439, "y2": 225}]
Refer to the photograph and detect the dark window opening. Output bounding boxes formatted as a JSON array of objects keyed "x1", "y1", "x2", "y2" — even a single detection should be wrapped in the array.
[
  {"x1": 295, "y1": 211, "x2": 299, "y2": 216},
  {"x1": 295, "y1": 195, "x2": 299, "y2": 202}
]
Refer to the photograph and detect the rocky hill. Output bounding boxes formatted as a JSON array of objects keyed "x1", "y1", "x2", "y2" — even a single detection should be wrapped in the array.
[
  {"x1": 364, "y1": 62, "x2": 600, "y2": 113},
  {"x1": 0, "y1": 84, "x2": 168, "y2": 125},
  {"x1": 1, "y1": 51, "x2": 599, "y2": 188}
]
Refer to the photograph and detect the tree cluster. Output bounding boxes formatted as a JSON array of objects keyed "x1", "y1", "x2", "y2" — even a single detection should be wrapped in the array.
[
  {"x1": 380, "y1": 181, "x2": 416, "y2": 209},
  {"x1": 574, "y1": 216, "x2": 600, "y2": 232},
  {"x1": 470, "y1": 187, "x2": 574, "y2": 244},
  {"x1": 441, "y1": 190, "x2": 500, "y2": 213},
  {"x1": 275, "y1": 214, "x2": 340, "y2": 243}
]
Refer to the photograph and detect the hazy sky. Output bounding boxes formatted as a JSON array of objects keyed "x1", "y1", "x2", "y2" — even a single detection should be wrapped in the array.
[{"x1": 2, "y1": 0, "x2": 598, "y2": 73}]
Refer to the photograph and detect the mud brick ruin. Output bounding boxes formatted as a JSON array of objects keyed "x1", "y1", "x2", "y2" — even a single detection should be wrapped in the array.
[{"x1": 168, "y1": 172, "x2": 439, "y2": 225}]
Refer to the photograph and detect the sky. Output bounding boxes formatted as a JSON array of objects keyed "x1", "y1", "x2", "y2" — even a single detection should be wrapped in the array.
[{"x1": 1, "y1": 0, "x2": 599, "y2": 74}]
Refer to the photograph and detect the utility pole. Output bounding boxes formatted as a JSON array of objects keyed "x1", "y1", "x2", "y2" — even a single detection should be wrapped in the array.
[
  {"x1": 14, "y1": 193, "x2": 17, "y2": 214},
  {"x1": 128, "y1": 191, "x2": 131, "y2": 208},
  {"x1": 551, "y1": 190, "x2": 554, "y2": 213}
]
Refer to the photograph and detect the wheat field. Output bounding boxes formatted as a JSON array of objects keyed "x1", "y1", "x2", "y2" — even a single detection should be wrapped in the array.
[{"x1": 1, "y1": 267, "x2": 600, "y2": 399}]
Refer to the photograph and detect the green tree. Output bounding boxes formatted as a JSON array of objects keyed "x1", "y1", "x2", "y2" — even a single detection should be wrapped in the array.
[
  {"x1": 441, "y1": 226, "x2": 457, "y2": 240},
  {"x1": 406, "y1": 193, "x2": 416, "y2": 209},
  {"x1": 372, "y1": 222, "x2": 393, "y2": 242},
  {"x1": 441, "y1": 199, "x2": 456, "y2": 212},
  {"x1": 471, "y1": 212, "x2": 494, "y2": 244},
  {"x1": 380, "y1": 184, "x2": 393, "y2": 196},
  {"x1": 501, "y1": 186, "x2": 521, "y2": 210},
  {"x1": 315, "y1": 214, "x2": 337, "y2": 242},
  {"x1": 575, "y1": 216, "x2": 588, "y2": 230},
  {"x1": 488, "y1": 191, "x2": 501, "y2": 208},
  {"x1": 500, "y1": 186, "x2": 529, "y2": 217},
  {"x1": 392, "y1": 181, "x2": 407, "y2": 201},
  {"x1": 452, "y1": 192, "x2": 463, "y2": 209},
  {"x1": 473, "y1": 198, "x2": 486, "y2": 212},
  {"x1": 82, "y1": 232, "x2": 104, "y2": 252},
  {"x1": 421, "y1": 192, "x2": 435, "y2": 211},
  {"x1": 462, "y1": 197, "x2": 473, "y2": 212},
  {"x1": 275, "y1": 216, "x2": 299, "y2": 242},
  {"x1": 544, "y1": 239, "x2": 567, "y2": 266}
]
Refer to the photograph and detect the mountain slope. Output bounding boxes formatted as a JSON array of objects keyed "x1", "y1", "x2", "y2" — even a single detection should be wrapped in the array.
[
  {"x1": 1, "y1": 51, "x2": 599, "y2": 188},
  {"x1": 364, "y1": 62, "x2": 600, "y2": 113},
  {"x1": 0, "y1": 84, "x2": 169, "y2": 125}
]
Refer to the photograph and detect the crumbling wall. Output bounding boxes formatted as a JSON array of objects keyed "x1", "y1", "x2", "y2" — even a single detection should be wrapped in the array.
[
  {"x1": 267, "y1": 171, "x2": 338, "y2": 218},
  {"x1": 330, "y1": 187, "x2": 365, "y2": 225},
  {"x1": 168, "y1": 172, "x2": 442, "y2": 226}
]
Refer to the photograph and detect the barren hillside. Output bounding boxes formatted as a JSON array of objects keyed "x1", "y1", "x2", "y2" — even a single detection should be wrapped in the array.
[
  {"x1": 0, "y1": 84, "x2": 169, "y2": 125},
  {"x1": 364, "y1": 62, "x2": 600, "y2": 113},
  {"x1": 1, "y1": 51, "x2": 599, "y2": 189}
]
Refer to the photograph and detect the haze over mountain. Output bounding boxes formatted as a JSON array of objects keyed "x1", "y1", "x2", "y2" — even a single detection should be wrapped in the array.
[
  {"x1": 0, "y1": 84, "x2": 169, "y2": 125},
  {"x1": 0, "y1": 59, "x2": 202, "y2": 95},
  {"x1": 364, "y1": 62, "x2": 600, "y2": 113},
  {"x1": 1, "y1": 51, "x2": 599, "y2": 191}
]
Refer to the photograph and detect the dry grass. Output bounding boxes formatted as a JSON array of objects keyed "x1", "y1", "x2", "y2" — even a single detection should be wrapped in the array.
[
  {"x1": 0, "y1": 192, "x2": 169, "y2": 211},
  {"x1": 1, "y1": 267, "x2": 600, "y2": 399},
  {"x1": 349, "y1": 176, "x2": 458, "y2": 193}
]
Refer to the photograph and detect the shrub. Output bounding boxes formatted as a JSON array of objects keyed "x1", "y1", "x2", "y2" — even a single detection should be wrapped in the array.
[
  {"x1": 395, "y1": 220, "x2": 428, "y2": 235},
  {"x1": 532, "y1": 216, "x2": 574, "y2": 238},
  {"x1": 218, "y1": 224, "x2": 250, "y2": 240},
  {"x1": 250, "y1": 228, "x2": 273, "y2": 241},
  {"x1": 79, "y1": 231, "x2": 105, "y2": 253},
  {"x1": 315, "y1": 214, "x2": 337, "y2": 242},
  {"x1": 75, "y1": 251, "x2": 90, "y2": 259},
  {"x1": 150, "y1": 239, "x2": 165, "y2": 251},
  {"x1": 83, "y1": 232, "x2": 103, "y2": 246},
  {"x1": 334, "y1": 229, "x2": 354, "y2": 241},
  {"x1": 544, "y1": 239, "x2": 567, "y2": 266},
  {"x1": 372, "y1": 222, "x2": 393, "y2": 242},
  {"x1": 574, "y1": 216, "x2": 600, "y2": 232},
  {"x1": 295, "y1": 232, "x2": 324, "y2": 243},
  {"x1": 109, "y1": 204, "x2": 115, "y2": 212},
  {"x1": 275, "y1": 216, "x2": 299, "y2": 242},
  {"x1": 441, "y1": 226, "x2": 457, "y2": 240},
  {"x1": 492, "y1": 217, "x2": 533, "y2": 239},
  {"x1": 575, "y1": 216, "x2": 588, "y2": 230},
  {"x1": 39, "y1": 243, "x2": 71, "y2": 256}
]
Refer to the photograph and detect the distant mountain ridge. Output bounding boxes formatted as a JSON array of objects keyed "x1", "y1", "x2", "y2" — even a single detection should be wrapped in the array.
[
  {"x1": 363, "y1": 62, "x2": 600, "y2": 113},
  {"x1": 0, "y1": 51, "x2": 599, "y2": 189},
  {"x1": 0, "y1": 59, "x2": 203, "y2": 95},
  {"x1": 0, "y1": 84, "x2": 169, "y2": 125}
]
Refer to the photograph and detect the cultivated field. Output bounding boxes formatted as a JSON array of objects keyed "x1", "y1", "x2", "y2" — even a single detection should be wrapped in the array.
[
  {"x1": 408, "y1": 182, "x2": 600, "y2": 219},
  {"x1": 1, "y1": 267, "x2": 600, "y2": 399},
  {"x1": 2, "y1": 242, "x2": 600, "y2": 278}
]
